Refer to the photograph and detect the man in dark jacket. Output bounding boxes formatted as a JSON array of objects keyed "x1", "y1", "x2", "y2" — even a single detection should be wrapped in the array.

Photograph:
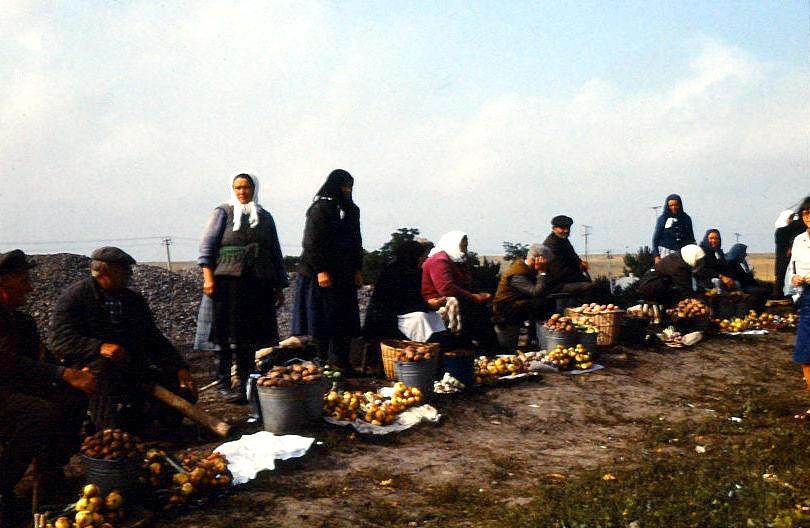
[
  {"x1": 0, "y1": 250, "x2": 96, "y2": 528},
  {"x1": 493, "y1": 243, "x2": 551, "y2": 325},
  {"x1": 50, "y1": 247, "x2": 196, "y2": 431},
  {"x1": 543, "y1": 215, "x2": 594, "y2": 296}
]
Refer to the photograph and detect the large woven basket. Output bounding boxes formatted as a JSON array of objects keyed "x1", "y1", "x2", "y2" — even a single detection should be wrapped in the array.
[
  {"x1": 380, "y1": 339, "x2": 440, "y2": 380},
  {"x1": 565, "y1": 309, "x2": 625, "y2": 346}
]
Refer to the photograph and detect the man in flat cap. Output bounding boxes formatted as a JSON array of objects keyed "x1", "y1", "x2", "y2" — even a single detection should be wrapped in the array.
[
  {"x1": 543, "y1": 215, "x2": 594, "y2": 296},
  {"x1": 0, "y1": 250, "x2": 96, "y2": 527},
  {"x1": 50, "y1": 247, "x2": 196, "y2": 432}
]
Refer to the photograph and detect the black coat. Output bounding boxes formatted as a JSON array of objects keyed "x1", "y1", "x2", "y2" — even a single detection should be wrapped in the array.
[
  {"x1": 543, "y1": 233, "x2": 586, "y2": 284},
  {"x1": 637, "y1": 252, "x2": 696, "y2": 303},
  {"x1": 298, "y1": 198, "x2": 363, "y2": 282},
  {"x1": 0, "y1": 305, "x2": 64, "y2": 403},
  {"x1": 363, "y1": 264, "x2": 429, "y2": 339},
  {"x1": 49, "y1": 277, "x2": 188, "y2": 374}
]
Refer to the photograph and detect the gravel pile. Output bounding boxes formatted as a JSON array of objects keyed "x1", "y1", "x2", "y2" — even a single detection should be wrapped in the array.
[{"x1": 24, "y1": 253, "x2": 371, "y2": 349}]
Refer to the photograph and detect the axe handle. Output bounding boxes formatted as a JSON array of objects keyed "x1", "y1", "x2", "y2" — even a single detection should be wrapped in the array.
[{"x1": 150, "y1": 384, "x2": 231, "y2": 438}]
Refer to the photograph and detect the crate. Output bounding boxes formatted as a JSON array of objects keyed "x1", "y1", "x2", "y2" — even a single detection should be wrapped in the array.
[{"x1": 565, "y1": 309, "x2": 625, "y2": 346}]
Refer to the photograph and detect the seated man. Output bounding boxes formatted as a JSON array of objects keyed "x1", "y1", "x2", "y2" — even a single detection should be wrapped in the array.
[
  {"x1": 50, "y1": 247, "x2": 196, "y2": 432},
  {"x1": 492, "y1": 244, "x2": 551, "y2": 349},
  {"x1": 543, "y1": 215, "x2": 594, "y2": 296},
  {"x1": 0, "y1": 250, "x2": 95, "y2": 528}
]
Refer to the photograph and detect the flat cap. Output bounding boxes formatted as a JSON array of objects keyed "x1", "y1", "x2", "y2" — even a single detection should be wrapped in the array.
[
  {"x1": 551, "y1": 215, "x2": 574, "y2": 228},
  {"x1": 91, "y1": 246, "x2": 136, "y2": 265},
  {"x1": 0, "y1": 249, "x2": 36, "y2": 275}
]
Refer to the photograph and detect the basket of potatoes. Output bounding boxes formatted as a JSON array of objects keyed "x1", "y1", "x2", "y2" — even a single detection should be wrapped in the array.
[{"x1": 379, "y1": 339, "x2": 440, "y2": 380}]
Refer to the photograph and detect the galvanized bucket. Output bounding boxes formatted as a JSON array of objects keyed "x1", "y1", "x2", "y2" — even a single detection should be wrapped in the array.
[
  {"x1": 394, "y1": 357, "x2": 438, "y2": 398},
  {"x1": 257, "y1": 384, "x2": 309, "y2": 433}
]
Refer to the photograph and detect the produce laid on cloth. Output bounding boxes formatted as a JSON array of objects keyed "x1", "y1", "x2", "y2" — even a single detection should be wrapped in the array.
[
  {"x1": 474, "y1": 355, "x2": 531, "y2": 384},
  {"x1": 322, "y1": 383, "x2": 440, "y2": 434},
  {"x1": 656, "y1": 327, "x2": 703, "y2": 347},
  {"x1": 80, "y1": 429, "x2": 146, "y2": 461},
  {"x1": 434, "y1": 372, "x2": 465, "y2": 394},
  {"x1": 716, "y1": 310, "x2": 798, "y2": 333},
  {"x1": 256, "y1": 361, "x2": 324, "y2": 387},
  {"x1": 540, "y1": 344, "x2": 593, "y2": 370},
  {"x1": 142, "y1": 449, "x2": 233, "y2": 509}
]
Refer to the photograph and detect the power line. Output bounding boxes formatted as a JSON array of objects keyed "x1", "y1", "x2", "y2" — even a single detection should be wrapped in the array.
[{"x1": 0, "y1": 236, "x2": 165, "y2": 245}]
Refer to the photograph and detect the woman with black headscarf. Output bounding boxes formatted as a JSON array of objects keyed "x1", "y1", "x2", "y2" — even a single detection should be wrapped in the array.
[
  {"x1": 363, "y1": 240, "x2": 443, "y2": 341},
  {"x1": 652, "y1": 194, "x2": 696, "y2": 263},
  {"x1": 695, "y1": 228, "x2": 735, "y2": 291},
  {"x1": 197, "y1": 173, "x2": 288, "y2": 402},
  {"x1": 292, "y1": 169, "x2": 363, "y2": 373}
]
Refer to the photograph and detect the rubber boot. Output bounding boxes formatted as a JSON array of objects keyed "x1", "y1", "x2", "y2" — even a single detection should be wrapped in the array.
[{"x1": 216, "y1": 348, "x2": 233, "y2": 396}]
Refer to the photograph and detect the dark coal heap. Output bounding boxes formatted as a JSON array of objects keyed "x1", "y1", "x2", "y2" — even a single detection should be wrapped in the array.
[{"x1": 23, "y1": 253, "x2": 372, "y2": 349}]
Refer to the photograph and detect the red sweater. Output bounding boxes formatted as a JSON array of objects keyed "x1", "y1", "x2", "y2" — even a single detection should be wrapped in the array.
[{"x1": 421, "y1": 251, "x2": 474, "y2": 302}]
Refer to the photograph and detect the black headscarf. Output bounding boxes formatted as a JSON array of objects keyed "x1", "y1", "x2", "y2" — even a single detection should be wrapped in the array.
[
  {"x1": 663, "y1": 194, "x2": 687, "y2": 218},
  {"x1": 392, "y1": 240, "x2": 429, "y2": 270},
  {"x1": 315, "y1": 169, "x2": 354, "y2": 206},
  {"x1": 699, "y1": 229, "x2": 722, "y2": 254}
]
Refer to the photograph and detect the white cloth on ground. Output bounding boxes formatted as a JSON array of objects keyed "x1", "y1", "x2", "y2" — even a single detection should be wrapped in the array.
[{"x1": 214, "y1": 431, "x2": 314, "y2": 485}]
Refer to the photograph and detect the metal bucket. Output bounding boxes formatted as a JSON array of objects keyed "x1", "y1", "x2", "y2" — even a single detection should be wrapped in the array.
[
  {"x1": 394, "y1": 357, "x2": 438, "y2": 398},
  {"x1": 257, "y1": 384, "x2": 309, "y2": 434},
  {"x1": 304, "y1": 379, "x2": 329, "y2": 420},
  {"x1": 81, "y1": 455, "x2": 141, "y2": 496},
  {"x1": 537, "y1": 324, "x2": 575, "y2": 350},
  {"x1": 576, "y1": 331, "x2": 598, "y2": 358}
]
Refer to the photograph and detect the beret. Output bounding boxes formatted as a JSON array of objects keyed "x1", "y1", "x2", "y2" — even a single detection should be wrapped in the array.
[
  {"x1": 0, "y1": 249, "x2": 36, "y2": 275},
  {"x1": 551, "y1": 215, "x2": 574, "y2": 228},
  {"x1": 91, "y1": 246, "x2": 136, "y2": 265}
]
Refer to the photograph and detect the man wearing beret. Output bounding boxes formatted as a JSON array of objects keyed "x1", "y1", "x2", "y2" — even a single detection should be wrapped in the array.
[
  {"x1": 0, "y1": 250, "x2": 96, "y2": 528},
  {"x1": 50, "y1": 247, "x2": 196, "y2": 432},
  {"x1": 543, "y1": 215, "x2": 595, "y2": 296}
]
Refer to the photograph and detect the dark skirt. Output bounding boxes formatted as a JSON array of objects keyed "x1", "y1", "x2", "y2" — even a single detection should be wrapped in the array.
[
  {"x1": 211, "y1": 275, "x2": 279, "y2": 348},
  {"x1": 292, "y1": 273, "x2": 360, "y2": 338},
  {"x1": 793, "y1": 292, "x2": 810, "y2": 364}
]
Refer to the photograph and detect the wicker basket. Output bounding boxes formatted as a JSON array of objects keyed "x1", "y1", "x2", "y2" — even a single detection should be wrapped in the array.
[
  {"x1": 380, "y1": 339, "x2": 440, "y2": 380},
  {"x1": 565, "y1": 309, "x2": 625, "y2": 346}
]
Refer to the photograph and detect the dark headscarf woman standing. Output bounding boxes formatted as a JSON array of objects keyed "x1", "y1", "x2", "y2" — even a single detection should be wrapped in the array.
[
  {"x1": 198, "y1": 174, "x2": 288, "y2": 402},
  {"x1": 292, "y1": 169, "x2": 363, "y2": 373},
  {"x1": 652, "y1": 194, "x2": 696, "y2": 263}
]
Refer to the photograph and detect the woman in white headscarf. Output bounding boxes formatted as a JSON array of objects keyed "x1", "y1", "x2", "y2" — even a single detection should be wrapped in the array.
[
  {"x1": 636, "y1": 244, "x2": 705, "y2": 306},
  {"x1": 197, "y1": 173, "x2": 288, "y2": 402},
  {"x1": 421, "y1": 231, "x2": 497, "y2": 349}
]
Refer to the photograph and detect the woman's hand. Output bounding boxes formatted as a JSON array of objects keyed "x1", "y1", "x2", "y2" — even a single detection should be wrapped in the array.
[
  {"x1": 793, "y1": 275, "x2": 806, "y2": 286},
  {"x1": 202, "y1": 266, "x2": 215, "y2": 297},
  {"x1": 472, "y1": 292, "x2": 492, "y2": 304},
  {"x1": 317, "y1": 271, "x2": 332, "y2": 288},
  {"x1": 427, "y1": 297, "x2": 447, "y2": 309},
  {"x1": 654, "y1": 256, "x2": 662, "y2": 264}
]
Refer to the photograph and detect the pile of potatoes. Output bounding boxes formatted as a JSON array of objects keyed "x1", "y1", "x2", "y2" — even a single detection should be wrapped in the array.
[
  {"x1": 544, "y1": 313, "x2": 575, "y2": 333},
  {"x1": 395, "y1": 344, "x2": 434, "y2": 363},
  {"x1": 570, "y1": 302, "x2": 619, "y2": 315},
  {"x1": 670, "y1": 298, "x2": 709, "y2": 319},
  {"x1": 257, "y1": 361, "x2": 323, "y2": 388},
  {"x1": 80, "y1": 429, "x2": 145, "y2": 461}
]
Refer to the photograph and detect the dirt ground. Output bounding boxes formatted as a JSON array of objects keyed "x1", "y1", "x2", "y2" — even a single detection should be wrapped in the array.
[{"x1": 127, "y1": 331, "x2": 805, "y2": 528}]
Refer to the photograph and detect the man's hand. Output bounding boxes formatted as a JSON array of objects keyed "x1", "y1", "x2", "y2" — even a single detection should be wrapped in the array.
[
  {"x1": 427, "y1": 296, "x2": 447, "y2": 309},
  {"x1": 472, "y1": 292, "x2": 492, "y2": 304},
  {"x1": 317, "y1": 271, "x2": 332, "y2": 288},
  {"x1": 720, "y1": 275, "x2": 735, "y2": 289},
  {"x1": 100, "y1": 342, "x2": 127, "y2": 361},
  {"x1": 580, "y1": 260, "x2": 589, "y2": 271},
  {"x1": 654, "y1": 256, "x2": 662, "y2": 264},
  {"x1": 62, "y1": 367, "x2": 96, "y2": 395},
  {"x1": 178, "y1": 368, "x2": 197, "y2": 397}
]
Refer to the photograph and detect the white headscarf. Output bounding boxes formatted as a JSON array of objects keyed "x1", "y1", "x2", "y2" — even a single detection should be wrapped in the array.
[
  {"x1": 228, "y1": 174, "x2": 261, "y2": 231},
  {"x1": 680, "y1": 244, "x2": 705, "y2": 269},
  {"x1": 429, "y1": 230, "x2": 468, "y2": 262},
  {"x1": 774, "y1": 209, "x2": 795, "y2": 229}
]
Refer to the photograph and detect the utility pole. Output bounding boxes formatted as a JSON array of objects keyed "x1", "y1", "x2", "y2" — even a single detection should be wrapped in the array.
[
  {"x1": 733, "y1": 232, "x2": 742, "y2": 243},
  {"x1": 649, "y1": 205, "x2": 662, "y2": 224},
  {"x1": 606, "y1": 248, "x2": 613, "y2": 278},
  {"x1": 162, "y1": 236, "x2": 173, "y2": 272},
  {"x1": 581, "y1": 224, "x2": 592, "y2": 261}
]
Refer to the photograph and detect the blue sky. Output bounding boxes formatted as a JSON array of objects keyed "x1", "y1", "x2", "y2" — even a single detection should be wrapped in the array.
[{"x1": 1, "y1": 1, "x2": 808, "y2": 262}]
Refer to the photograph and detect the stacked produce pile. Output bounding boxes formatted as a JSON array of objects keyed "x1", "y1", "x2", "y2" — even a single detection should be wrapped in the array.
[
  {"x1": 475, "y1": 355, "x2": 528, "y2": 384},
  {"x1": 540, "y1": 344, "x2": 593, "y2": 370},
  {"x1": 569, "y1": 303, "x2": 620, "y2": 316},
  {"x1": 45, "y1": 484, "x2": 126, "y2": 528},
  {"x1": 80, "y1": 429, "x2": 145, "y2": 461},
  {"x1": 667, "y1": 298, "x2": 710, "y2": 320},
  {"x1": 256, "y1": 361, "x2": 324, "y2": 387},
  {"x1": 717, "y1": 310, "x2": 798, "y2": 332},
  {"x1": 543, "y1": 313, "x2": 575, "y2": 332},
  {"x1": 322, "y1": 382, "x2": 423, "y2": 425},
  {"x1": 142, "y1": 448, "x2": 232, "y2": 509},
  {"x1": 395, "y1": 344, "x2": 435, "y2": 362}
]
